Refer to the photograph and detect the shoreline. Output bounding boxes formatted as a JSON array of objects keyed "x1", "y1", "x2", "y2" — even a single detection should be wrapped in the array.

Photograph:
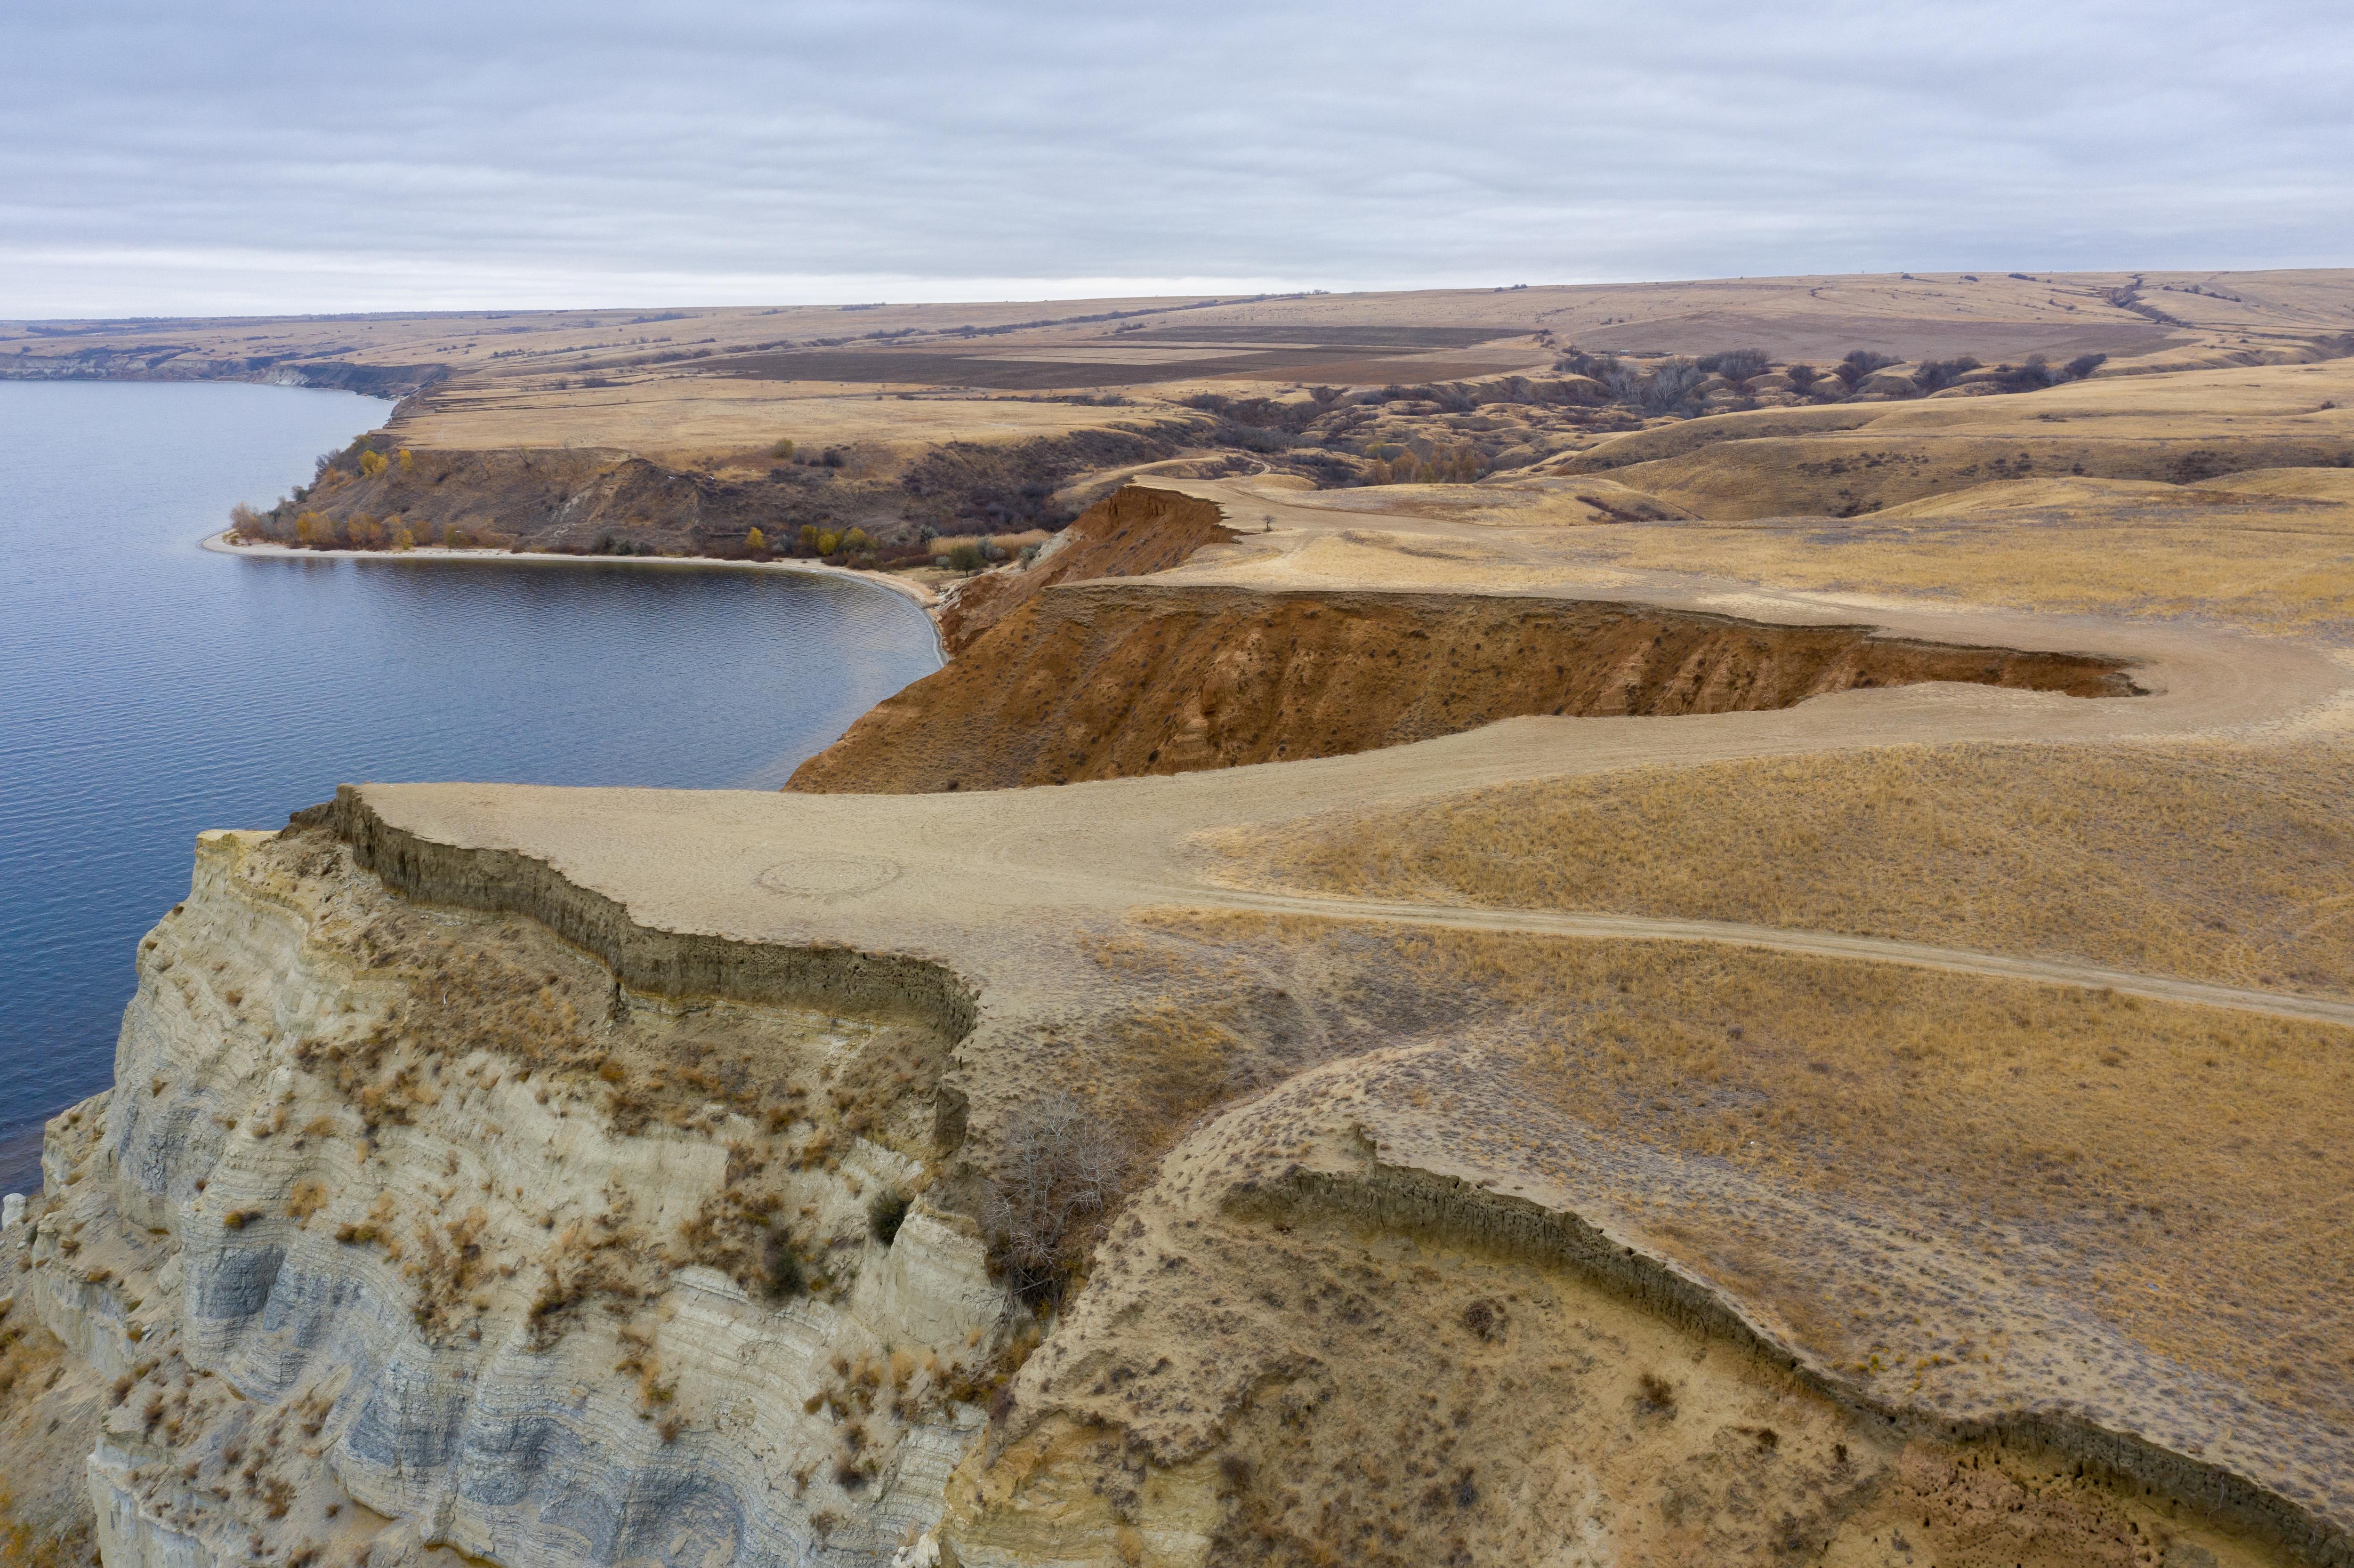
[
  {"x1": 200, "y1": 531, "x2": 938, "y2": 608},
  {"x1": 200, "y1": 533, "x2": 946, "y2": 661}
]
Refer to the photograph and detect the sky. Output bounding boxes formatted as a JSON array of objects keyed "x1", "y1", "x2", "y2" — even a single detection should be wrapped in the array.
[{"x1": 3, "y1": 0, "x2": 2350, "y2": 318}]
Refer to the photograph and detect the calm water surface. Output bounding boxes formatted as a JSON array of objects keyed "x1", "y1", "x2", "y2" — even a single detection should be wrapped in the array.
[{"x1": 0, "y1": 382, "x2": 941, "y2": 1189}]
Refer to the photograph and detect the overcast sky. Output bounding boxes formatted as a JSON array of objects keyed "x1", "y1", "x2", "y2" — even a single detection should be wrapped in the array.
[{"x1": 4, "y1": 0, "x2": 2349, "y2": 318}]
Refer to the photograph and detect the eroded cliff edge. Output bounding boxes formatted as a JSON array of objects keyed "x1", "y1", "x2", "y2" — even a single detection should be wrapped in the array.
[
  {"x1": 1, "y1": 790, "x2": 2346, "y2": 1568},
  {"x1": 10, "y1": 824, "x2": 1014, "y2": 1567}
]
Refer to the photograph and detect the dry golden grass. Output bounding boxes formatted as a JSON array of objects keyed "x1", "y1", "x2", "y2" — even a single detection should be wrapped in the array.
[
  {"x1": 397, "y1": 377, "x2": 1149, "y2": 465},
  {"x1": 1135, "y1": 910, "x2": 2354, "y2": 1442},
  {"x1": 1573, "y1": 483, "x2": 2354, "y2": 634},
  {"x1": 1213, "y1": 740, "x2": 2354, "y2": 996}
]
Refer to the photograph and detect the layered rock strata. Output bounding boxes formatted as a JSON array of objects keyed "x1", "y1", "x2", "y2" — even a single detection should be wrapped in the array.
[{"x1": 16, "y1": 826, "x2": 1012, "y2": 1567}]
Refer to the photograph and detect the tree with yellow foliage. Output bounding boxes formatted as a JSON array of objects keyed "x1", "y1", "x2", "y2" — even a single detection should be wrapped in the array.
[
  {"x1": 746, "y1": 527, "x2": 767, "y2": 553},
  {"x1": 358, "y1": 450, "x2": 388, "y2": 479}
]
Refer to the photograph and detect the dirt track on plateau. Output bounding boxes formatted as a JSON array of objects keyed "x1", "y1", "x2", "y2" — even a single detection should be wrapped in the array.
[{"x1": 1178, "y1": 887, "x2": 2354, "y2": 1027}]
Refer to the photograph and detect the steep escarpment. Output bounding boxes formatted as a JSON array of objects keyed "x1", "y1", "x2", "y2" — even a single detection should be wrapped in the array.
[
  {"x1": 789, "y1": 586, "x2": 2138, "y2": 793},
  {"x1": 236, "y1": 443, "x2": 906, "y2": 559},
  {"x1": 0, "y1": 348, "x2": 448, "y2": 399},
  {"x1": 935, "y1": 485, "x2": 1237, "y2": 653},
  {"x1": 236, "y1": 427, "x2": 1203, "y2": 560},
  {"x1": 9, "y1": 826, "x2": 1012, "y2": 1568}
]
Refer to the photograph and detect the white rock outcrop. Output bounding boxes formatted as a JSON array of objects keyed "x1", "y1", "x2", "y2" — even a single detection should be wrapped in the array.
[{"x1": 26, "y1": 828, "x2": 1011, "y2": 1568}]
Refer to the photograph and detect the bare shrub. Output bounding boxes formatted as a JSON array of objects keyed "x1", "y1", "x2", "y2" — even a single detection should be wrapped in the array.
[
  {"x1": 1697, "y1": 348, "x2": 1771, "y2": 384},
  {"x1": 984, "y1": 1092, "x2": 1126, "y2": 1303},
  {"x1": 1913, "y1": 356, "x2": 1982, "y2": 393},
  {"x1": 1604, "y1": 358, "x2": 1708, "y2": 416},
  {"x1": 1833, "y1": 350, "x2": 1900, "y2": 390},
  {"x1": 1988, "y1": 354, "x2": 2063, "y2": 393}
]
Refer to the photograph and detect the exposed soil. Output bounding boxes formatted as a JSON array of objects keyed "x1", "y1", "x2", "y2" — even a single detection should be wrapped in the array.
[
  {"x1": 789, "y1": 586, "x2": 2139, "y2": 793},
  {"x1": 241, "y1": 426, "x2": 1205, "y2": 555},
  {"x1": 243, "y1": 443, "x2": 902, "y2": 555},
  {"x1": 937, "y1": 484, "x2": 1237, "y2": 652}
]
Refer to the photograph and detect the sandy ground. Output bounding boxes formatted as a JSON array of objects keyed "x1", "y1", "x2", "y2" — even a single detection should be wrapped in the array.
[
  {"x1": 348, "y1": 546, "x2": 2353, "y2": 1010},
  {"x1": 200, "y1": 531, "x2": 943, "y2": 614}
]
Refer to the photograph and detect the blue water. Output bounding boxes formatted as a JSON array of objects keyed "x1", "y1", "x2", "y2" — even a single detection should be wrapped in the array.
[{"x1": 0, "y1": 381, "x2": 941, "y2": 1190}]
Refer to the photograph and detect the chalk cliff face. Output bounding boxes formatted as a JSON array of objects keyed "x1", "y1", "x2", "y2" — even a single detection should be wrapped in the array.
[{"x1": 18, "y1": 827, "x2": 1012, "y2": 1568}]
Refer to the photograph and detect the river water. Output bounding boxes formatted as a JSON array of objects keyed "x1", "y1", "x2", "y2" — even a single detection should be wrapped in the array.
[{"x1": 0, "y1": 381, "x2": 942, "y2": 1191}]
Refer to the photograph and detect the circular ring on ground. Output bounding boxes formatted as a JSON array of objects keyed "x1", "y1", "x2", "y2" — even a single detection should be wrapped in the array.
[{"x1": 756, "y1": 853, "x2": 903, "y2": 900}]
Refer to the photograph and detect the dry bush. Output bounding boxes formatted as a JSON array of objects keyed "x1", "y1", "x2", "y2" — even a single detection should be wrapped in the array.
[
  {"x1": 286, "y1": 1180, "x2": 330, "y2": 1224},
  {"x1": 866, "y1": 1190, "x2": 910, "y2": 1246},
  {"x1": 984, "y1": 1093, "x2": 1127, "y2": 1303},
  {"x1": 673, "y1": 1173, "x2": 806, "y2": 1299},
  {"x1": 526, "y1": 1196, "x2": 651, "y2": 1347},
  {"x1": 408, "y1": 1207, "x2": 494, "y2": 1340},
  {"x1": 1215, "y1": 740, "x2": 2354, "y2": 996}
]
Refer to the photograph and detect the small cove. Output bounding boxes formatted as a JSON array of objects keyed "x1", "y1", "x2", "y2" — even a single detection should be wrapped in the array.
[{"x1": 0, "y1": 381, "x2": 943, "y2": 1190}]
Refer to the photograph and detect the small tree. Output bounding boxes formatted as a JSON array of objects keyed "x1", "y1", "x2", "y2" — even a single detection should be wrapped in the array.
[
  {"x1": 397, "y1": 448, "x2": 415, "y2": 472},
  {"x1": 391, "y1": 525, "x2": 416, "y2": 551},
  {"x1": 359, "y1": 450, "x2": 388, "y2": 479},
  {"x1": 2064, "y1": 353, "x2": 2108, "y2": 381},
  {"x1": 746, "y1": 527, "x2": 767, "y2": 553},
  {"x1": 944, "y1": 541, "x2": 984, "y2": 572},
  {"x1": 1786, "y1": 363, "x2": 1822, "y2": 392},
  {"x1": 772, "y1": 438, "x2": 796, "y2": 461},
  {"x1": 800, "y1": 524, "x2": 822, "y2": 555},
  {"x1": 816, "y1": 530, "x2": 842, "y2": 556},
  {"x1": 839, "y1": 527, "x2": 871, "y2": 554}
]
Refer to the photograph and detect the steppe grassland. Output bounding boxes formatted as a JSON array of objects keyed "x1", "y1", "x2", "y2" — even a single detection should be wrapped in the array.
[
  {"x1": 1112, "y1": 466, "x2": 2354, "y2": 632},
  {"x1": 22, "y1": 266, "x2": 2322, "y2": 378},
  {"x1": 1127, "y1": 910, "x2": 2354, "y2": 1429},
  {"x1": 1546, "y1": 361, "x2": 2354, "y2": 613},
  {"x1": 1206, "y1": 740, "x2": 2354, "y2": 997},
  {"x1": 393, "y1": 375, "x2": 1186, "y2": 470},
  {"x1": 1567, "y1": 475, "x2": 2354, "y2": 634}
]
